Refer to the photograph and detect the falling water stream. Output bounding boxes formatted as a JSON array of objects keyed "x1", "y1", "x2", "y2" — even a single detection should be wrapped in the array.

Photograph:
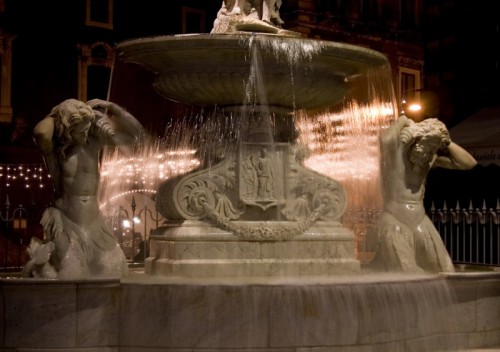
[{"x1": 122, "y1": 272, "x2": 464, "y2": 351}]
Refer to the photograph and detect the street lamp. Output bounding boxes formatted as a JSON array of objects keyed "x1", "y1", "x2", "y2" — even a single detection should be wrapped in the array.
[
  {"x1": 402, "y1": 99, "x2": 423, "y2": 121},
  {"x1": 407, "y1": 103, "x2": 422, "y2": 113}
]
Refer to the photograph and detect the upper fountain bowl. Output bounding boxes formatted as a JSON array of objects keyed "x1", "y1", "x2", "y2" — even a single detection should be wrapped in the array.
[{"x1": 116, "y1": 33, "x2": 389, "y2": 111}]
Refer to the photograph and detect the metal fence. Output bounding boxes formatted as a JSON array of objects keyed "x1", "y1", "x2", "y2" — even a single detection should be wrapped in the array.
[
  {"x1": 0, "y1": 197, "x2": 39, "y2": 271},
  {"x1": 428, "y1": 199, "x2": 500, "y2": 267},
  {"x1": 344, "y1": 200, "x2": 500, "y2": 267},
  {"x1": 101, "y1": 197, "x2": 165, "y2": 263}
]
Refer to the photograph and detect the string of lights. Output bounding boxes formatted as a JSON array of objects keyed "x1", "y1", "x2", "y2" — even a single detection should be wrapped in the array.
[{"x1": 0, "y1": 164, "x2": 50, "y2": 189}]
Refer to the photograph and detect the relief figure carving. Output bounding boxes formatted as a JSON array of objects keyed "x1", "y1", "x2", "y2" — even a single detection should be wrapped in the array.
[{"x1": 255, "y1": 147, "x2": 275, "y2": 200}]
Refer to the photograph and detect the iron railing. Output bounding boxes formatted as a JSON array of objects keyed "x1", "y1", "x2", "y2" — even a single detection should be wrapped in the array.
[
  {"x1": 101, "y1": 197, "x2": 165, "y2": 264},
  {"x1": 343, "y1": 200, "x2": 500, "y2": 267},
  {"x1": 0, "y1": 196, "x2": 33, "y2": 271},
  {"x1": 428, "y1": 199, "x2": 500, "y2": 267}
]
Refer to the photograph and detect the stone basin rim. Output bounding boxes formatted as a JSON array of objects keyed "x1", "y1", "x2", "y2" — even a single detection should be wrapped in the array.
[
  {"x1": 116, "y1": 33, "x2": 389, "y2": 67},
  {"x1": 4, "y1": 272, "x2": 496, "y2": 287},
  {"x1": 114, "y1": 33, "x2": 390, "y2": 109},
  {"x1": 119, "y1": 272, "x2": 446, "y2": 286}
]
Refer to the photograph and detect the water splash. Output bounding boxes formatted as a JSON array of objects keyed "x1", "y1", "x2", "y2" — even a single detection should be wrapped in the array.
[
  {"x1": 296, "y1": 61, "x2": 398, "y2": 212},
  {"x1": 242, "y1": 35, "x2": 325, "y2": 65},
  {"x1": 98, "y1": 124, "x2": 201, "y2": 208}
]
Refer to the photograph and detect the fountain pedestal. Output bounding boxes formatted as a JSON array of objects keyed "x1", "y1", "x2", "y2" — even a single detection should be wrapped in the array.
[
  {"x1": 146, "y1": 221, "x2": 359, "y2": 277},
  {"x1": 148, "y1": 133, "x2": 357, "y2": 276}
]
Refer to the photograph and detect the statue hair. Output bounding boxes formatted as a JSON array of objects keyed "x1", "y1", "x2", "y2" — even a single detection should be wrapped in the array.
[
  {"x1": 49, "y1": 99, "x2": 95, "y2": 158},
  {"x1": 400, "y1": 118, "x2": 450, "y2": 148}
]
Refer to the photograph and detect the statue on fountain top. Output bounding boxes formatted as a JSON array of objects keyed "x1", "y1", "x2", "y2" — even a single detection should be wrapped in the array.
[
  {"x1": 212, "y1": 0, "x2": 299, "y2": 36},
  {"x1": 371, "y1": 115, "x2": 477, "y2": 273},
  {"x1": 24, "y1": 99, "x2": 145, "y2": 279}
]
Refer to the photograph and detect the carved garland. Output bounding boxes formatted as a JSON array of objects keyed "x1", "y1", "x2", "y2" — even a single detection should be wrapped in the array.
[{"x1": 203, "y1": 201, "x2": 326, "y2": 241}]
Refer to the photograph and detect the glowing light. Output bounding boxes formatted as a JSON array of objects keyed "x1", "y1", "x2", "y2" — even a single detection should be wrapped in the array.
[
  {"x1": 408, "y1": 103, "x2": 422, "y2": 112},
  {"x1": 0, "y1": 163, "x2": 49, "y2": 189}
]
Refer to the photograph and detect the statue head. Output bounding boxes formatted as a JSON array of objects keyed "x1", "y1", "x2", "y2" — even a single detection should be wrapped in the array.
[
  {"x1": 50, "y1": 99, "x2": 95, "y2": 156},
  {"x1": 400, "y1": 118, "x2": 451, "y2": 171}
]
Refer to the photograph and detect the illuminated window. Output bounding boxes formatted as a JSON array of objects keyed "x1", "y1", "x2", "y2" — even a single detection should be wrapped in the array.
[
  {"x1": 86, "y1": 0, "x2": 113, "y2": 29},
  {"x1": 182, "y1": 7, "x2": 206, "y2": 34},
  {"x1": 399, "y1": 67, "x2": 421, "y2": 102}
]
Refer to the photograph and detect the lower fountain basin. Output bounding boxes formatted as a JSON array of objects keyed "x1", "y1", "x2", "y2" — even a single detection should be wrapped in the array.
[{"x1": 1, "y1": 272, "x2": 499, "y2": 351}]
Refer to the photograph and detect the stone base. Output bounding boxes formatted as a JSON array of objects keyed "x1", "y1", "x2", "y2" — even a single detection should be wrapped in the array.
[
  {"x1": 146, "y1": 220, "x2": 360, "y2": 277},
  {"x1": 2, "y1": 273, "x2": 500, "y2": 351}
]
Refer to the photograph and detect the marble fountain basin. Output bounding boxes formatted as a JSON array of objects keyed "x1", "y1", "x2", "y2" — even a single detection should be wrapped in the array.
[{"x1": 1, "y1": 271, "x2": 499, "y2": 351}]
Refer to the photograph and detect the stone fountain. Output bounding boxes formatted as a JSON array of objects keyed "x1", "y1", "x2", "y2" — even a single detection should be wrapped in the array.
[
  {"x1": 115, "y1": 13, "x2": 389, "y2": 278},
  {"x1": 1, "y1": 2, "x2": 499, "y2": 351}
]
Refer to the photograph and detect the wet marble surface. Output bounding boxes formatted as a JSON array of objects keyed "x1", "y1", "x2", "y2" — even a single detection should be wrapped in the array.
[{"x1": 0, "y1": 272, "x2": 498, "y2": 351}]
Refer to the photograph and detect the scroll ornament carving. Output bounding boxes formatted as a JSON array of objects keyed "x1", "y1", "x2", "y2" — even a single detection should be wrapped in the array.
[
  {"x1": 168, "y1": 158, "x2": 244, "y2": 220},
  {"x1": 203, "y1": 201, "x2": 326, "y2": 241}
]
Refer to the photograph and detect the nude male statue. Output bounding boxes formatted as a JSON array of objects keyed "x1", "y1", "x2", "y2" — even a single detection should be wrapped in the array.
[
  {"x1": 261, "y1": 0, "x2": 283, "y2": 25},
  {"x1": 371, "y1": 115, "x2": 477, "y2": 273},
  {"x1": 29, "y1": 98, "x2": 145, "y2": 279},
  {"x1": 223, "y1": 0, "x2": 283, "y2": 24},
  {"x1": 212, "y1": 0, "x2": 284, "y2": 34}
]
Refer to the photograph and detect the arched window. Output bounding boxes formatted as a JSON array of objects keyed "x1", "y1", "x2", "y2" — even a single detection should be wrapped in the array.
[
  {"x1": 77, "y1": 42, "x2": 113, "y2": 101},
  {"x1": 399, "y1": 66, "x2": 421, "y2": 103}
]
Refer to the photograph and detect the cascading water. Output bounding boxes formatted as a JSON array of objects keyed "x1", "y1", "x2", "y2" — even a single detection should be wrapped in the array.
[
  {"x1": 118, "y1": 272, "x2": 464, "y2": 351},
  {"x1": 297, "y1": 64, "x2": 397, "y2": 212}
]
